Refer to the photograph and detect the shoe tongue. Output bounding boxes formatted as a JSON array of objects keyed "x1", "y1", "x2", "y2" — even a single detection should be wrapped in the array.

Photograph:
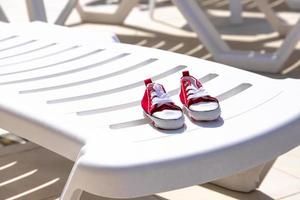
[
  {"x1": 153, "y1": 83, "x2": 161, "y2": 90},
  {"x1": 153, "y1": 83, "x2": 167, "y2": 93},
  {"x1": 183, "y1": 76, "x2": 202, "y2": 88},
  {"x1": 147, "y1": 82, "x2": 157, "y2": 89}
]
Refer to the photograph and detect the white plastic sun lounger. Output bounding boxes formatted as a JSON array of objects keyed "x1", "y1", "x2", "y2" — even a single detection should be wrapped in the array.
[
  {"x1": 172, "y1": 0, "x2": 300, "y2": 73},
  {"x1": 25, "y1": 0, "x2": 300, "y2": 73},
  {"x1": 0, "y1": 22, "x2": 299, "y2": 200},
  {"x1": 24, "y1": 0, "x2": 243, "y2": 26},
  {"x1": 26, "y1": 0, "x2": 139, "y2": 25}
]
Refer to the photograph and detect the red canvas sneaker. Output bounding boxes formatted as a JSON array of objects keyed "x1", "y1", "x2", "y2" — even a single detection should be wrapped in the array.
[
  {"x1": 141, "y1": 79, "x2": 184, "y2": 130},
  {"x1": 180, "y1": 71, "x2": 221, "y2": 121}
]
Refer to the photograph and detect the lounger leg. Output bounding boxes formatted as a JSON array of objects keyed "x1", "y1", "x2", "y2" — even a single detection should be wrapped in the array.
[
  {"x1": 60, "y1": 159, "x2": 84, "y2": 200},
  {"x1": 229, "y1": 0, "x2": 243, "y2": 24},
  {"x1": 61, "y1": 188, "x2": 83, "y2": 200},
  {"x1": 0, "y1": 5, "x2": 9, "y2": 22},
  {"x1": 211, "y1": 160, "x2": 275, "y2": 192},
  {"x1": 149, "y1": 0, "x2": 156, "y2": 19},
  {"x1": 55, "y1": 0, "x2": 79, "y2": 25},
  {"x1": 25, "y1": 0, "x2": 47, "y2": 22}
]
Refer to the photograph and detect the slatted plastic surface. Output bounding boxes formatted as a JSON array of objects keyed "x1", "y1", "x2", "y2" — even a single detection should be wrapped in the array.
[{"x1": 0, "y1": 22, "x2": 299, "y2": 172}]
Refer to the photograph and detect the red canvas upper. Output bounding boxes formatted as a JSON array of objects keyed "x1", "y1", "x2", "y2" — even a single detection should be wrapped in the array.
[
  {"x1": 141, "y1": 79, "x2": 181, "y2": 115},
  {"x1": 179, "y1": 71, "x2": 218, "y2": 108}
]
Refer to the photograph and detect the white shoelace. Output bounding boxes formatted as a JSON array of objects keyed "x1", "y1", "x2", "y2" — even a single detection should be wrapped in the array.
[
  {"x1": 186, "y1": 84, "x2": 208, "y2": 100},
  {"x1": 150, "y1": 84, "x2": 172, "y2": 106}
]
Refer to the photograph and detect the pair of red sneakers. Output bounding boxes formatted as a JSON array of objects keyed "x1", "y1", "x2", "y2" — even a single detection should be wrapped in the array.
[{"x1": 141, "y1": 71, "x2": 221, "y2": 130}]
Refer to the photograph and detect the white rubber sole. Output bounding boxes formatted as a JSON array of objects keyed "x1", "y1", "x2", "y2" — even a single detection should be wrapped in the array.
[
  {"x1": 144, "y1": 112, "x2": 185, "y2": 130},
  {"x1": 184, "y1": 106, "x2": 221, "y2": 121}
]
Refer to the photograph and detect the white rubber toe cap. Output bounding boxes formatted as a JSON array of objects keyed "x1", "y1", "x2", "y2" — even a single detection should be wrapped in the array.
[
  {"x1": 152, "y1": 110, "x2": 183, "y2": 120},
  {"x1": 189, "y1": 101, "x2": 219, "y2": 112}
]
